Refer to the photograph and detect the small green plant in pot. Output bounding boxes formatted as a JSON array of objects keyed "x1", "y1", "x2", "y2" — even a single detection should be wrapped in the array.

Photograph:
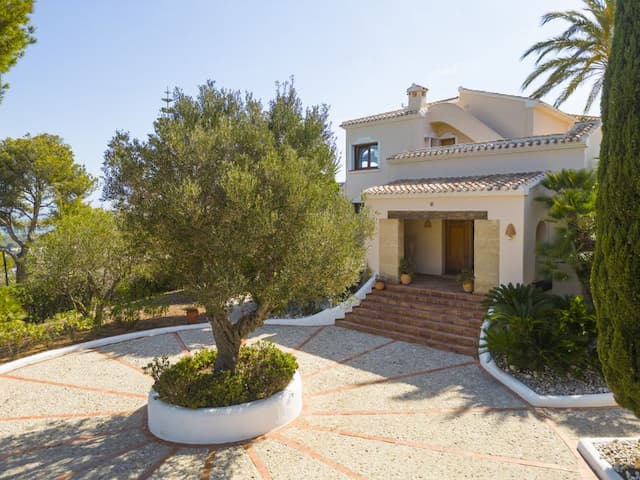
[
  {"x1": 399, "y1": 258, "x2": 414, "y2": 285},
  {"x1": 457, "y1": 269, "x2": 474, "y2": 293}
]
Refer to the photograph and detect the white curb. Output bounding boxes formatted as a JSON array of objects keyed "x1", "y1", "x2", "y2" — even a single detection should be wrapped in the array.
[
  {"x1": 479, "y1": 320, "x2": 617, "y2": 408},
  {"x1": 265, "y1": 274, "x2": 377, "y2": 326},
  {"x1": 148, "y1": 371, "x2": 303, "y2": 444},
  {"x1": 0, "y1": 277, "x2": 378, "y2": 373},
  {"x1": 577, "y1": 437, "x2": 639, "y2": 480},
  {"x1": 0, "y1": 323, "x2": 210, "y2": 374}
]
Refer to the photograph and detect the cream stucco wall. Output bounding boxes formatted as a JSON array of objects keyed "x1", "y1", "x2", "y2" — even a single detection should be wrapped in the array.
[
  {"x1": 532, "y1": 107, "x2": 574, "y2": 135},
  {"x1": 366, "y1": 192, "x2": 527, "y2": 285},
  {"x1": 404, "y1": 219, "x2": 443, "y2": 275},
  {"x1": 458, "y1": 90, "x2": 533, "y2": 139}
]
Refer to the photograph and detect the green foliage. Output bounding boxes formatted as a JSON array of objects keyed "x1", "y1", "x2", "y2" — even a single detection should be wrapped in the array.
[
  {"x1": 27, "y1": 207, "x2": 143, "y2": 323},
  {"x1": 456, "y1": 268, "x2": 474, "y2": 283},
  {"x1": 104, "y1": 80, "x2": 372, "y2": 372},
  {"x1": 521, "y1": 0, "x2": 615, "y2": 112},
  {"x1": 592, "y1": 0, "x2": 640, "y2": 417},
  {"x1": 536, "y1": 169, "x2": 596, "y2": 303},
  {"x1": 145, "y1": 341, "x2": 298, "y2": 408},
  {"x1": 109, "y1": 298, "x2": 167, "y2": 329},
  {"x1": 0, "y1": 0, "x2": 35, "y2": 102},
  {"x1": 45, "y1": 310, "x2": 93, "y2": 341},
  {"x1": 0, "y1": 286, "x2": 26, "y2": 322},
  {"x1": 0, "y1": 134, "x2": 94, "y2": 283},
  {"x1": 0, "y1": 319, "x2": 45, "y2": 357},
  {"x1": 482, "y1": 283, "x2": 598, "y2": 374},
  {"x1": 399, "y1": 258, "x2": 414, "y2": 275}
]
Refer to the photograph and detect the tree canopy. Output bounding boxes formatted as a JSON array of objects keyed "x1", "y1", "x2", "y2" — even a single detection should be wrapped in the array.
[
  {"x1": 0, "y1": 134, "x2": 94, "y2": 282},
  {"x1": 592, "y1": 0, "x2": 640, "y2": 416},
  {"x1": 103, "y1": 81, "x2": 371, "y2": 372},
  {"x1": 521, "y1": 0, "x2": 615, "y2": 113},
  {"x1": 0, "y1": 0, "x2": 36, "y2": 102}
]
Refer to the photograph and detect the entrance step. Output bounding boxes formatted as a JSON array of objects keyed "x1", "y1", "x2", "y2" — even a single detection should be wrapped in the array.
[{"x1": 336, "y1": 284, "x2": 485, "y2": 358}]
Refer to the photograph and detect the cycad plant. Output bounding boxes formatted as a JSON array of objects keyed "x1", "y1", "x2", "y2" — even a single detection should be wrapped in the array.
[{"x1": 521, "y1": 0, "x2": 615, "y2": 113}]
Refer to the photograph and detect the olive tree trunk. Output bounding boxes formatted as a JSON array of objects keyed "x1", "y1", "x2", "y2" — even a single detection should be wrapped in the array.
[{"x1": 207, "y1": 303, "x2": 271, "y2": 373}]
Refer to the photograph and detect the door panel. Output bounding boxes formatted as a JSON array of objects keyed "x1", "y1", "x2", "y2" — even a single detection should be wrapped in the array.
[{"x1": 445, "y1": 220, "x2": 474, "y2": 274}]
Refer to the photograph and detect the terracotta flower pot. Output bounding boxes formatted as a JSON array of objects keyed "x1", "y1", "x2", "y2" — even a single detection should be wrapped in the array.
[
  {"x1": 400, "y1": 273, "x2": 412, "y2": 285},
  {"x1": 462, "y1": 280, "x2": 474, "y2": 293},
  {"x1": 374, "y1": 280, "x2": 385, "y2": 290},
  {"x1": 185, "y1": 308, "x2": 199, "y2": 324}
]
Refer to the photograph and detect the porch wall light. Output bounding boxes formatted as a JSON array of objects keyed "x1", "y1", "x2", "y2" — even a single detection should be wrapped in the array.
[
  {"x1": 505, "y1": 223, "x2": 516, "y2": 239},
  {"x1": 423, "y1": 219, "x2": 432, "y2": 228}
]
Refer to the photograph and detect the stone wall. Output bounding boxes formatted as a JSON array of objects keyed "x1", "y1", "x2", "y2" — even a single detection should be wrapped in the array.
[
  {"x1": 378, "y1": 218, "x2": 404, "y2": 283},
  {"x1": 473, "y1": 220, "x2": 500, "y2": 294}
]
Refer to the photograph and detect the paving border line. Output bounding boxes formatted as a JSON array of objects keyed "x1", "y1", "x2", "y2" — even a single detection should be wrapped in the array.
[
  {"x1": 478, "y1": 320, "x2": 617, "y2": 408},
  {"x1": 0, "y1": 276, "x2": 378, "y2": 374},
  {"x1": 577, "y1": 437, "x2": 639, "y2": 480}
]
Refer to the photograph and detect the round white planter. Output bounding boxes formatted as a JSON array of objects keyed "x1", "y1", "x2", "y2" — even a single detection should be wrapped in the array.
[{"x1": 147, "y1": 371, "x2": 303, "y2": 444}]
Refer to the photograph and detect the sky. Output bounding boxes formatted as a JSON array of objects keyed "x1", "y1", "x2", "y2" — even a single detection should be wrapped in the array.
[{"x1": 0, "y1": 0, "x2": 594, "y2": 201}]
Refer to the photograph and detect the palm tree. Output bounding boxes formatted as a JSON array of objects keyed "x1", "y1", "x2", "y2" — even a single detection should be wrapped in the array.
[{"x1": 521, "y1": 0, "x2": 615, "y2": 113}]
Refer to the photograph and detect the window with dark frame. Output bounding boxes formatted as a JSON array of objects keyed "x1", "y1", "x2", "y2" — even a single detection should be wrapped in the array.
[{"x1": 353, "y1": 143, "x2": 379, "y2": 170}]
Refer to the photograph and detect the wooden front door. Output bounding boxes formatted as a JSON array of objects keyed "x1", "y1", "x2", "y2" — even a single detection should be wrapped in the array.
[{"x1": 445, "y1": 220, "x2": 474, "y2": 274}]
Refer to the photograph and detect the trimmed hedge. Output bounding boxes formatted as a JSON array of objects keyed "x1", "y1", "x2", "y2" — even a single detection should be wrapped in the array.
[{"x1": 144, "y1": 341, "x2": 298, "y2": 408}]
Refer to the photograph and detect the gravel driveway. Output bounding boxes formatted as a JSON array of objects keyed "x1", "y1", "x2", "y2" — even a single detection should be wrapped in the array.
[{"x1": 1, "y1": 325, "x2": 639, "y2": 479}]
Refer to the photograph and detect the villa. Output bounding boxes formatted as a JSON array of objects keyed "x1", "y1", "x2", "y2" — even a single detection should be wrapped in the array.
[{"x1": 342, "y1": 84, "x2": 601, "y2": 295}]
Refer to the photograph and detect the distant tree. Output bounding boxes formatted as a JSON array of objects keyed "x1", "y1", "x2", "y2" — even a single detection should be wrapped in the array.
[
  {"x1": 103, "y1": 81, "x2": 371, "y2": 372},
  {"x1": 0, "y1": 0, "x2": 36, "y2": 102},
  {"x1": 27, "y1": 207, "x2": 135, "y2": 324},
  {"x1": 536, "y1": 169, "x2": 596, "y2": 303},
  {"x1": 521, "y1": 0, "x2": 615, "y2": 113},
  {"x1": 0, "y1": 134, "x2": 94, "y2": 282},
  {"x1": 592, "y1": 0, "x2": 640, "y2": 416}
]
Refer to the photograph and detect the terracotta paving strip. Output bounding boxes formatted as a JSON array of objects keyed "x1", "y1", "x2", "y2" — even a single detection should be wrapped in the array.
[
  {"x1": 297, "y1": 422, "x2": 578, "y2": 474},
  {"x1": 0, "y1": 409, "x2": 137, "y2": 422},
  {"x1": 303, "y1": 339, "x2": 397, "y2": 378},
  {"x1": 172, "y1": 332, "x2": 192, "y2": 356},
  {"x1": 308, "y1": 360, "x2": 477, "y2": 397},
  {"x1": 533, "y1": 408, "x2": 598, "y2": 480},
  {"x1": 200, "y1": 449, "x2": 217, "y2": 480},
  {"x1": 294, "y1": 326, "x2": 327, "y2": 351},
  {"x1": 0, "y1": 373, "x2": 147, "y2": 399},
  {"x1": 54, "y1": 438, "x2": 152, "y2": 479},
  {"x1": 270, "y1": 432, "x2": 367, "y2": 480},
  {"x1": 93, "y1": 348, "x2": 147, "y2": 375},
  {"x1": 245, "y1": 445, "x2": 272, "y2": 480},
  {"x1": 307, "y1": 406, "x2": 529, "y2": 417},
  {"x1": 137, "y1": 446, "x2": 179, "y2": 480}
]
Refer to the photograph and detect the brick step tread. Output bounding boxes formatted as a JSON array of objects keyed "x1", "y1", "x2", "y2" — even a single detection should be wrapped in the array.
[
  {"x1": 383, "y1": 284, "x2": 485, "y2": 303},
  {"x1": 335, "y1": 320, "x2": 477, "y2": 357},
  {"x1": 342, "y1": 314, "x2": 479, "y2": 348},
  {"x1": 354, "y1": 302, "x2": 484, "y2": 326},
  {"x1": 363, "y1": 296, "x2": 485, "y2": 321},
  {"x1": 372, "y1": 289, "x2": 486, "y2": 311},
  {"x1": 349, "y1": 306, "x2": 482, "y2": 334}
]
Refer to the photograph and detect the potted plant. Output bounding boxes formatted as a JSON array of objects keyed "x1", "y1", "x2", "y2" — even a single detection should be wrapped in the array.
[
  {"x1": 185, "y1": 307, "x2": 199, "y2": 324},
  {"x1": 399, "y1": 258, "x2": 414, "y2": 285},
  {"x1": 457, "y1": 269, "x2": 474, "y2": 293},
  {"x1": 374, "y1": 276, "x2": 386, "y2": 290}
]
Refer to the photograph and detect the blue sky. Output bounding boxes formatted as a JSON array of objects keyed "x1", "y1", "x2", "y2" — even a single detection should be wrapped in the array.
[{"x1": 0, "y1": 0, "x2": 592, "y2": 197}]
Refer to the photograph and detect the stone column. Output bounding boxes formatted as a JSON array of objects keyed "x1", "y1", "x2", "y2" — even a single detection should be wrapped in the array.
[
  {"x1": 473, "y1": 220, "x2": 499, "y2": 294},
  {"x1": 378, "y1": 218, "x2": 404, "y2": 283}
]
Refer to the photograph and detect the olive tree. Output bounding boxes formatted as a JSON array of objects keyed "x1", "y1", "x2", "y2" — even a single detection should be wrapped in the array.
[{"x1": 103, "y1": 81, "x2": 371, "y2": 372}]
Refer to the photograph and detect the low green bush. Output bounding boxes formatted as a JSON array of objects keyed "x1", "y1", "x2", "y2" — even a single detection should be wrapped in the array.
[
  {"x1": 0, "y1": 320, "x2": 47, "y2": 357},
  {"x1": 144, "y1": 341, "x2": 298, "y2": 408},
  {"x1": 45, "y1": 311, "x2": 94, "y2": 341},
  {"x1": 481, "y1": 283, "x2": 598, "y2": 375},
  {"x1": 0, "y1": 287, "x2": 27, "y2": 322}
]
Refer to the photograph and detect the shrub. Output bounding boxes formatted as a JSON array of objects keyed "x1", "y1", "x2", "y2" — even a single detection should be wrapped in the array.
[
  {"x1": 0, "y1": 320, "x2": 47, "y2": 358},
  {"x1": 0, "y1": 287, "x2": 27, "y2": 322},
  {"x1": 45, "y1": 310, "x2": 94, "y2": 341},
  {"x1": 145, "y1": 341, "x2": 298, "y2": 408},
  {"x1": 481, "y1": 283, "x2": 598, "y2": 374}
]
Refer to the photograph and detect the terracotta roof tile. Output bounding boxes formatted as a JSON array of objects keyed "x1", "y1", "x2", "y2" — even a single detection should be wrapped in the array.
[
  {"x1": 388, "y1": 121, "x2": 599, "y2": 160},
  {"x1": 364, "y1": 171, "x2": 546, "y2": 196},
  {"x1": 340, "y1": 108, "x2": 421, "y2": 127}
]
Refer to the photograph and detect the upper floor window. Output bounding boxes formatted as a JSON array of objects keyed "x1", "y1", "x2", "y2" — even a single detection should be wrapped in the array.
[{"x1": 354, "y1": 143, "x2": 379, "y2": 170}]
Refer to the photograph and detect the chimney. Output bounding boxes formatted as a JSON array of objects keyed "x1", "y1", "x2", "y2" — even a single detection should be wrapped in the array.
[{"x1": 406, "y1": 83, "x2": 428, "y2": 111}]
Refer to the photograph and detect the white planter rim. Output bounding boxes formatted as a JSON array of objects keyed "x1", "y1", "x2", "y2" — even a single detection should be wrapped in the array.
[
  {"x1": 147, "y1": 371, "x2": 303, "y2": 444},
  {"x1": 479, "y1": 320, "x2": 617, "y2": 408},
  {"x1": 578, "y1": 437, "x2": 639, "y2": 480}
]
